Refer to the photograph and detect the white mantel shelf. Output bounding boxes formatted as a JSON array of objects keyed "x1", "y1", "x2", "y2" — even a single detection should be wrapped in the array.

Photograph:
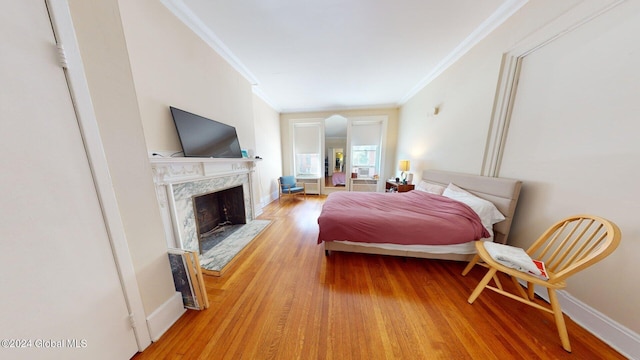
[
  {"x1": 149, "y1": 156, "x2": 261, "y2": 185},
  {"x1": 149, "y1": 156, "x2": 261, "y2": 164}
]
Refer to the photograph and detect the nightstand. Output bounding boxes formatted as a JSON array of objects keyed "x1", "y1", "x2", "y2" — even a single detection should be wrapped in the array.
[{"x1": 385, "y1": 180, "x2": 414, "y2": 193}]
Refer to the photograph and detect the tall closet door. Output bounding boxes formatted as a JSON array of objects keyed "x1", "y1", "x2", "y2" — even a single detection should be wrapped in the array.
[{"x1": 0, "y1": 1, "x2": 138, "y2": 359}]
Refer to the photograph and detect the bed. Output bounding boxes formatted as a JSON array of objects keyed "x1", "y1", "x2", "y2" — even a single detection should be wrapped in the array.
[
  {"x1": 318, "y1": 169, "x2": 522, "y2": 261},
  {"x1": 331, "y1": 172, "x2": 346, "y2": 186}
]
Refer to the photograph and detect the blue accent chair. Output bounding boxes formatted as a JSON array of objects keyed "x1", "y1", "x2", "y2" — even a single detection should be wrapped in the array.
[{"x1": 278, "y1": 176, "x2": 306, "y2": 200}]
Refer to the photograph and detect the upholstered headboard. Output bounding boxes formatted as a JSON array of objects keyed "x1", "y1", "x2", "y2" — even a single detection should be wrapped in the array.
[{"x1": 421, "y1": 170, "x2": 522, "y2": 245}]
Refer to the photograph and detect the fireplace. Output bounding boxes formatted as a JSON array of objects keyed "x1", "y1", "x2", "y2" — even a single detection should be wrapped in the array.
[
  {"x1": 150, "y1": 157, "x2": 261, "y2": 252},
  {"x1": 194, "y1": 186, "x2": 246, "y2": 254},
  {"x1": 150, "y1": 157, "x2": 267, "y2": 274}
]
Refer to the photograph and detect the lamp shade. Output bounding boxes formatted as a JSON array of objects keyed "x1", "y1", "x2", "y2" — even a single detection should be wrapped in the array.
[{"x1": 398, "y1": 160, "x2": 410, "y2": 172}]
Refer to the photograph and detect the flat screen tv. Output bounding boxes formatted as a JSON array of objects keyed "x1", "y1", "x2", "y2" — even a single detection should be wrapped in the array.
[{"x1": 170, "y1": 106, "x2": 243, "y2": 158}]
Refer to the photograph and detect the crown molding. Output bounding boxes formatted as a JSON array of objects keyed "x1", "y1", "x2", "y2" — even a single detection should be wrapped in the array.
[
  {"x1": 280, "y1": 102, "x2": 399, "y2": 115},
  {"x1": 160, "y1": 0, "x2": 259, "y2": 86},
  {"x1": 251, "y1": 86, "x2": 281, "y2": 113},
  {"x1": 161, "y1": 0, "x2": 528, "y2": 113},
  {"x1": 398, "y1": 0, "x2": 529, "y2": 105}
]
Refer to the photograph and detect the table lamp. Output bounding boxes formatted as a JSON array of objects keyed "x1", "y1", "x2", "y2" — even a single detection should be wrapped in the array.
[{"x1": 399, "y1": 160, "x2": 410, "y2": 184}]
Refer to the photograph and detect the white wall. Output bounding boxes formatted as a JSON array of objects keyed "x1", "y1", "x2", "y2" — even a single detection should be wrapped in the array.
[
  {"x1": 281, "y1": 108, "x2": 399, "y2": 181},
  {"x1": 398, "y1": 0, "x2": 582, "y2": 176},
  {"x1": 117, "y1": 0, "x2": 281, "y2": 211},
  {"x1": 498, "y1": 0, "x2": 640, "y2": 334},
  {"x1": 65, "y1": 0, "x2": 285, "y2": 344},
  {"x1": 68, "y1": 0, "x2": 177, "y2": 316},
  {"x1": 117, "y1": 0, "x2": 255, "y2": 154},
  {"x1": 398, "y1": 0, "x2": 640, "y2": 349},
  {"x1": 253, "y1": 94, "x2": 283, "y2": 205}
]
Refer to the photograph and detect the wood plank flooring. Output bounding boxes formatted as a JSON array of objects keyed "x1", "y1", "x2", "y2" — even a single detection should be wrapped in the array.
[{"x1": 133, "y1": 196, "x2": 625, "y2": 359}]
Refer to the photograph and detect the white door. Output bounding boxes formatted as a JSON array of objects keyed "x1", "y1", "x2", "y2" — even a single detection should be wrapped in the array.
[{"x1": 0, "y1": 1, "x2": 139, "y2": 359}]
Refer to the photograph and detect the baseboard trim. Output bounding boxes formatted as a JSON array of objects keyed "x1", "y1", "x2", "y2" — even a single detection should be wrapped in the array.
[
  {"x1": 260, "y1": 192, "x2": 278, "y2": 208},
  {"x1": 145, "y1": 292, "x2": 186, "y2": 342},
  {"x1": 521, "y1": 281, "x2": 640, "y2": 359}
]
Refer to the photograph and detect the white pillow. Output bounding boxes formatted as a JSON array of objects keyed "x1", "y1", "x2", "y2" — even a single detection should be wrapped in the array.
[
  {"x1": 415, "y1": 180, "x2": 446, "y2": 195},
  {"x1": 444, "y1": 182, "x2": 472, "y2": 195},
  {"x1": 442, "y1": 183, "x2": 505, "y2": 238}
]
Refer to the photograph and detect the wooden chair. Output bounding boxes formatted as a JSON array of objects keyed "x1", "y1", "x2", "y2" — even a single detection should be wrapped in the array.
[
  {"x1": 278, "y1": 176, "x2": 306, "y2": 200},
  {"x1": 463, "y1": 215, "x2": 621, "y2": 352}
]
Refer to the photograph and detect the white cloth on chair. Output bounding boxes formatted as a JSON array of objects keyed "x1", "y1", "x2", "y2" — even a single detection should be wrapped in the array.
[{"x1": 484, "y1": 242, "x2": 546, "y2": 279}]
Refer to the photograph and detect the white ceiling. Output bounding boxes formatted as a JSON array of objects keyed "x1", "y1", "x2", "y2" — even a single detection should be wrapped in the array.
[{"x1": 164, "y1": 0, "x2": 526, "y2": 113}]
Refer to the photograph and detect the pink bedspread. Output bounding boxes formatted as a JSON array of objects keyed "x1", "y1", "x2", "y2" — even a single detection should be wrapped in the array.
[
  {"x1": 317, "y1": 191, "x2": 490, "y2": 246},
  {"x1": 332, "y1": 172, "x2": 346, "y2": 186}
]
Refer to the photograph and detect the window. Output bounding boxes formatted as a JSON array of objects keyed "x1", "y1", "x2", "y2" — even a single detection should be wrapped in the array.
[
  {"x1": 351, "y1": 145, "x2": 378, "y2": 178},
  {"x1": 295, "y1": 153, "x2": 320, "y2": 176},
  {"x1": 292, "y1": 121, "x2": 322, "y2": 177},
  {"x1": 352, "y1": 145, "x2": 377, "y2": 167},
  {"x1": 350, "y1": 117, "x2": 383, "y2": 180}
]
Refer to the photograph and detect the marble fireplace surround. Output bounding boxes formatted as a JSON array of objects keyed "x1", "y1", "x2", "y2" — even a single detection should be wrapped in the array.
[{"x1": 150, "y1": 157, "x2": 260, "y2": 252}]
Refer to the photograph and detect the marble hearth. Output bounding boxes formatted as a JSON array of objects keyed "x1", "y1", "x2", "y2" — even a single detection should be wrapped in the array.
[{"x1": 150, "y1": 157, "x2": 261, "y2": 252}]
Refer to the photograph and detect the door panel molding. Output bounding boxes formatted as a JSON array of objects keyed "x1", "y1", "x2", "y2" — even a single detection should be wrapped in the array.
[{"x1": 482, "y1": 0, "x2": 626, "y2": 177}]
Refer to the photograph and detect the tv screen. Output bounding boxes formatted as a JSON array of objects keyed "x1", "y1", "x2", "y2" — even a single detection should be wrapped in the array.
[{"x1": 170, "y1": 106, "x2": 243, "y2": 158}]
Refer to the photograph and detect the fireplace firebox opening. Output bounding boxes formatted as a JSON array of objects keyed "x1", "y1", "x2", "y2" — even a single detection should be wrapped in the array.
[{"x1": 193, "y1": 185, "x2": 246, "y2": 255}]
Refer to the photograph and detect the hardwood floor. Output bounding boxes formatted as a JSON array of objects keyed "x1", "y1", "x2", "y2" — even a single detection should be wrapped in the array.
[{"x1": 134, "y1": 196, "x2": 624, "y2": 359}]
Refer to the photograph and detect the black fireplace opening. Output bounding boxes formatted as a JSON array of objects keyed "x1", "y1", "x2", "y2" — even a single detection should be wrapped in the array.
[{"x1": 193, "y1": 186, "x2": 246, "y2": 254}]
